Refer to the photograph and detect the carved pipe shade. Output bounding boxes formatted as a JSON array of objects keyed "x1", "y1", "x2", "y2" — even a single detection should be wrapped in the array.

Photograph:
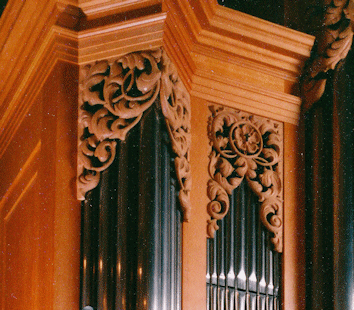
[
  {"x1": 207, "y1": 106, "x2": 283, "y2": 253},
  {"x1": 77, "y1": 48, "x2": 192, "y2": 221}
]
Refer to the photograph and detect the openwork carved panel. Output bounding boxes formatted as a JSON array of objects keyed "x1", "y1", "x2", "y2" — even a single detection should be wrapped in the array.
[
  {"x1": 77, "y1": 48, "x2": 192, "y2": 221},
  {"x1": 207, "y1": 106, "x2": 283, "y2": 252}
]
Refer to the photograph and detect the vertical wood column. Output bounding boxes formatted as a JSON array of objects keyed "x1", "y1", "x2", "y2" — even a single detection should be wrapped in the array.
[
  {"x1": 304, "y1": 50, "x2": 354, "y2": 309},
  {"x1": 332, "y1": 54, "x2": 354, "y2": 310},
  {"x1": 305, "y1": 99, "x2": 334, "y2": 310},
  {"x1": 182, "y1": 96, "x2": 210, "y2": 310},
  {"x1": 283, "y1": 122, "x2": 306, "y2": 310}
]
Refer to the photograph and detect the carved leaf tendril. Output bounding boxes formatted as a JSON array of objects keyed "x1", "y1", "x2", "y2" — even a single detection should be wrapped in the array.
[
  {"x1": 78, "y1": 48, "x2": 192, "y2": 222},
  {"x1": 207, "y1": 106, "x2": 283, "y2": 253}
]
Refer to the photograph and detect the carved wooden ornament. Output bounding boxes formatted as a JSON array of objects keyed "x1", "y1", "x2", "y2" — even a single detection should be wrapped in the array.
[
  {"x1": 77, "y1": 48, "x2": 192, "y2": 221},
  {"x1": 207, "y1": 106, "x2": 283, "y2": 252},
  {"x1": 302, "y1": 0, "x2": 354, "y2": 110}
]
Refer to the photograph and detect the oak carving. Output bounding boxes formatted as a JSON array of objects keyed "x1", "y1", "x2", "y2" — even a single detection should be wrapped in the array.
[
  {"x1": 207, "y1": 106, "x2": 283, "y2": 252},
  {"x1": 302, "y1": 0, "x2": 354, "y2": 111},
  {"x1": 78, "y1": 48, "x2": 192, "y2": 221}
]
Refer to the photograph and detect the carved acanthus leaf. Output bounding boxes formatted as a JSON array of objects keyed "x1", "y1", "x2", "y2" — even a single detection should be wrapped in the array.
[
  {"x1": 78, "y1": 48, "x2": 192, "y2": 221},
  {"x1": 160, "y1": 50, "x2": 192, "y2": 221},
  {"x1": 207, "y1": 106, "x2": 283, "y2": 253},
  {"x1": 302, "y1": 0, "x2": 353, "y2": 111}
]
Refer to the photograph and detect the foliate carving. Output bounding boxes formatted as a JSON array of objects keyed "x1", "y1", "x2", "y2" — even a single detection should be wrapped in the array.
[
  {"x1": 207, "y1": 106, "x2": 283, "y2": 253},
  {"x1": 302, "y1": 0, "x2": 353, "y2": 110},
  {"x1": 78, "y1": 48, "x2": 192, "y2": 221},
  {"x1": 160, "y1": 52, "x2": 192, "y2": 221}
]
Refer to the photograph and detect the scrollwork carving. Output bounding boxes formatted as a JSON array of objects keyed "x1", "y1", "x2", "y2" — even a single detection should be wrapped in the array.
[
  {"x1": 207, "y1": 106, "x2": 283, "y2": 253},
  {"x1": 302, "y1": 0, "x2": 354, "y2": 110},
  {"x1": 78, "y1": 48, "x2": 192, "y2": 221}
]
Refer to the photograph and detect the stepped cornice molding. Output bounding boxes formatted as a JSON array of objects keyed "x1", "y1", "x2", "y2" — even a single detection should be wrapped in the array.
[
  {"x1": 163, "y1": 0, "x2": 314, "y2": 79},
  {"x1": 162, "y1": 0, "x2": 314, "y2": 124},
  {"x1": 78, "y1": 0, "x2": 161, "y2": 20}
]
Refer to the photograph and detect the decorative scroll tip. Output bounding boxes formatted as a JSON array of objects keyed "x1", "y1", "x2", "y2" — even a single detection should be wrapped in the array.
[
  {"x1": 207, "y1": 219, "x2": 219, "y2": 238},
  {"x1": 179, "y1": 190, "x2": 191, "y2": 222},
  {"x1": 272, "y1": 236, "x2": 283, "y2": 253},
  {"x1": 77, "y1": 171, "x2": 100, "y2": 201}
]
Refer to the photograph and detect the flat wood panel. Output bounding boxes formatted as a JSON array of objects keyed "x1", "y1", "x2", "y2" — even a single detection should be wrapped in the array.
[
  {"x1": 182, "y1": 96, "x2": 210, "y2": 310},
  {"x1": 283, "y1": 122, "x2": 306, "y2": 310},
  {"x1": 4, "y1": 174, "x2": 40, "y2": 310},
  {"x1": 0, "y1": 61, "x2": 80, "y2": 310},
  {"x1": 0, "y1": 104, "x2": 41, "y2": 198},
  {"x1": 41, "y1": 61, "x2": 80, "y2": 309},
  {"x1": 0, "y1": 134, "x2": 42, "y2": 309}
]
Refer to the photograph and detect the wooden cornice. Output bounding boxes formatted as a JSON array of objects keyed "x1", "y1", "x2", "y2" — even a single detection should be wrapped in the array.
[
  {"x1": 163, "y1": 0, "x2": 314, "y2": 77},
  {"x1": 163, "y1": 0, "x2": 315, "y2": 125},
  {"x1": 0, "y1": 0, "x2": 314, "y2": 159},
  {"x1": 75, "y1": 0, "x2": 161, "y2": 20},
  {"x1": 78, "y1": 12, "x2": 166, "y2": 63}
]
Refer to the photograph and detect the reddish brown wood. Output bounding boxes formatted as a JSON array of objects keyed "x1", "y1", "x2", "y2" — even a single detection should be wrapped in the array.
[{"x1": 0, "y1": 1, "x2": 312, "y2": 309}]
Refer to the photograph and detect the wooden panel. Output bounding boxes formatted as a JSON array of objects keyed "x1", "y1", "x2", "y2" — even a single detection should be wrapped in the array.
[
  {"x1": 283, "y1": 122, "x2": 306, "y2": 310},
  {"x1": 3, "y1": 172, "x2": 40, "y2": 310},
  {"x1": 0, "y1": 1, "x2": 311, "y2": 310},
  {"x1": 0, "y1": 136, "x2": 43, "y2": 308},
  {"x1": 0, "y1": 105, "x2": 42, "y2": 199},
  {"x1": 183, "y1": 96, "x2": 210, "y2": 310},
  {"x1": 41, "y1": 61, "x2": 81, "y2": 309},
  {"x1": 0, "y1": 61, "x2": 80, "y2": 310}
]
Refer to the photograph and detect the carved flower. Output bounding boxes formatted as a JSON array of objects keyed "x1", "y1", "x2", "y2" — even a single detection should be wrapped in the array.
[{"x1": 235, "y1": 124, "x2": 261, "y2": 154}]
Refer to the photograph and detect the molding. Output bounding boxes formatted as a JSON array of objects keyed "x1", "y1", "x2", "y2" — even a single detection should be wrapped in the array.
[
  {"x1": 163, "y1": 0, "x2": 314, "y2": 78},
  {"x1": 191, "y1": 72, "x2": 302, "y2": 125},
  {"x1": 77, "y1": 48, "x2": 192, "y2": 221},
  {"x1": 207, "y1": 105, "x2": 283, "y2": 252},
  {"x1": 0, "y1": 0, "x2": 314, "y2": 153},
  {"x1": 163, "y1": 0, "x2": 315, "y2": 125},
  {"x1": 78, "y1": 0, "x2": 161, "y2": 20},
  {"x1": 78, "y1": 12, "x2": 166, "y2": 64}
]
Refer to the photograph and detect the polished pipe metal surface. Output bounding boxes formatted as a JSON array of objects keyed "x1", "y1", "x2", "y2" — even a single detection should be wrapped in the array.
[
  {"x1": 80, "y1": 106, "x2": 182, "y2": 310},
  {"x1": 207, "y1": 182, "x2": 281, "y2": 310}
]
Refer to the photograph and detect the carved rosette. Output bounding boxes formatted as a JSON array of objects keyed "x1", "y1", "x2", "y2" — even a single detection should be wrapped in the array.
[
  {"x1": 77, "y1": 48, "x2": 192, "y2": 221},
  {"x1": 207, "y1": 106, "x2": 283, "y2": 252}
]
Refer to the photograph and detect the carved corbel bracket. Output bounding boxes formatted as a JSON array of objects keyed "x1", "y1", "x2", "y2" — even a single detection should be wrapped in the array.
[
  {"x1": 77, "y1": 48, "x2": 192, "y2": 221},
  {"x1": 207, "y1": 106, "x2": 283, "y2": 253},
  {"x1": 302, "y1": 0, "x2": 353, "y2": 111}
]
